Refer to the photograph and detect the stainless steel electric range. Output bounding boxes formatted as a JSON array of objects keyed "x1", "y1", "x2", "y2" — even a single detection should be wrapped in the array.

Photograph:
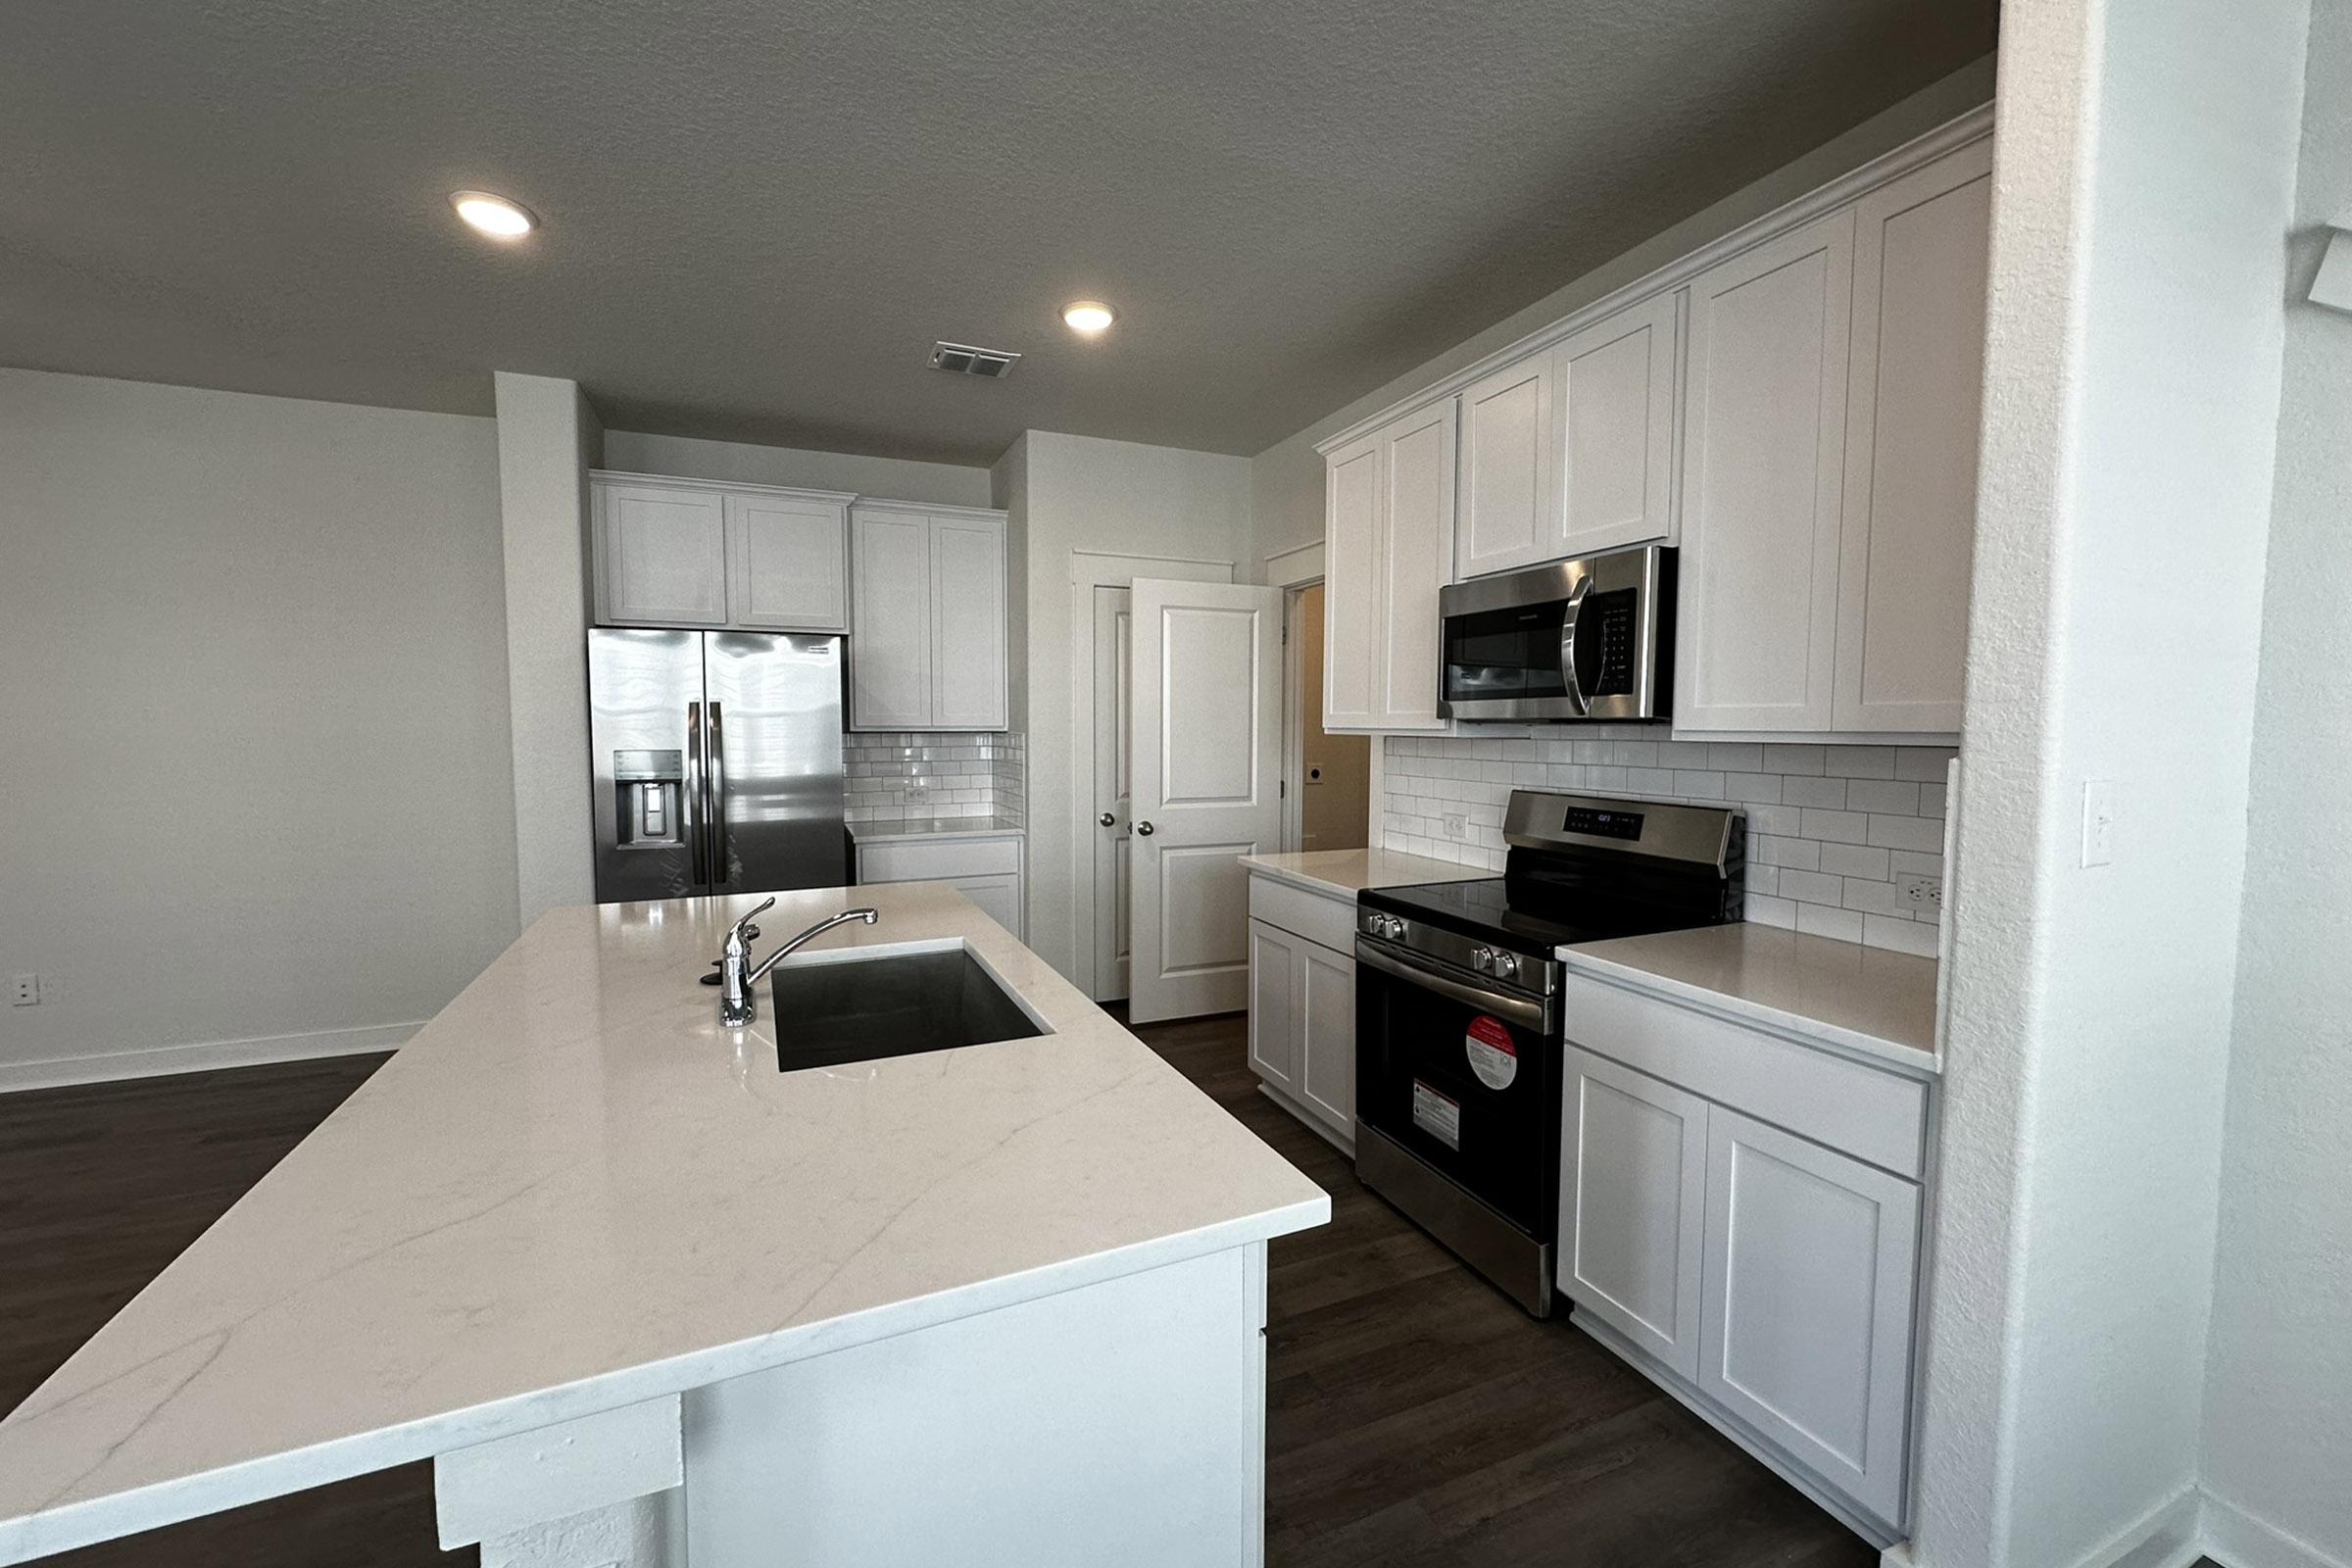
[{"x1": 1353, "y1": 790, "x2": 1743, "y2": 1315}]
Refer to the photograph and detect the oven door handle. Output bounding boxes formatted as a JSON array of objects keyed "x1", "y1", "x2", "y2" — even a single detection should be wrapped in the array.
[
  {"x1": 1356, "y1": 941, "x2": 1554, "y2": 1034},
  {"x1": 1555, "y1": 575, "x2": 1593, "y2": 718}
]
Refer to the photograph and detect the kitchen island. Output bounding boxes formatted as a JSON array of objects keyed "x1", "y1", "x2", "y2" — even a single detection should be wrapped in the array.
[{"x1": 0, "y1": 883, "x2": 1328, "y2": 1567}]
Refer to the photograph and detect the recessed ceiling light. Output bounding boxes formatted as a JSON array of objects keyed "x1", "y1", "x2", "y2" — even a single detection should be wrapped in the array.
[
  {"x1": 450, "y1": 190, "x2": 537, "y2": 239},
  {"x1": 1062, "y1": 300, "x2": 1116, "y2": 334}
]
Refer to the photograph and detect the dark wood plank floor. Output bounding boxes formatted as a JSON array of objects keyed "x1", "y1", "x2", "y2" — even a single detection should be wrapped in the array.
[{"x1": 2, "y1": 1017, "x2": 1876, "y2": 1567}]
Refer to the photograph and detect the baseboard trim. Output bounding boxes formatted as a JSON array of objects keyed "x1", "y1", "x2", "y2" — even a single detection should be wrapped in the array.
[
  {"x1": 0, "y1": 1021, "x2": 418, "y2": 1093},
  {"x1": 2078, "y1": 1486, "x2": 2207, "y2": 1568},
  {"x1": 2202, "y1": 1492, "x2": 2352, "y2": 1568}
]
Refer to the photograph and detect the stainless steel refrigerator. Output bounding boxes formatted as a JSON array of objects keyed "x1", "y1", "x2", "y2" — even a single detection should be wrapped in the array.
[{"x1": 588, "y1": 629, "x2": 849, "y2": 903}]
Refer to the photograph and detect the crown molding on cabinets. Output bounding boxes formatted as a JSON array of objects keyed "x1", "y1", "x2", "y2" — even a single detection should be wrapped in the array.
[
  {"x1": 1314, "y1": 104, "x2": 1995, "y2": 459},
  {"x1": 588, "y1": 469, "x2": 858, "y2": 506}
]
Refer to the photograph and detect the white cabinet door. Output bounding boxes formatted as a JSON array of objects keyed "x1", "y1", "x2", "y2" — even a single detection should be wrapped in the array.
[
  {"x1": 1377, "y1": 400, "x2": 1455, "y2": 730},
  {"x1": 951, "y1": 870, "x2": 1023, "y2": 938},
  {"x1": 1247, "y1": 920, "x2": 1299, "y2": 1094},
  {"x1": 1835, "y1": 143, "x2": 1991, "y2": 735},
  {"x1": 849, "y1": 508, "x2": 934, "y2": 729},
  {"x1": 1676, "y1": 210, "x2": 1855, "y2": 732},
  {"x1": 1559, "y1": 1044, "x2": 1710, "y2": 1380},
  {"x1": 725, "y1": 493, "x2": 849, "y2": 632},
  {"x1": 930, "y1": 515, "x2": 1008, "y2": 729},
  {"x1": 1698, "y1": 1106, "x2": 1921, "y2": 1527},
  {"x1": 1455, "y1": 355, "x2": 1553, "y2": 579},
  {"x1": 597, "y1": 482, "x2": 728, "y2": 626},
  {"x1": 1555, "y1": 290, "x2": 1681, "y2": 557},
  {"x1": 1322, "y1": 434, "x2": 1383, "y2": 732},
  {"x1": 1296, "y1": 939, "x2": 1356, "y2": 1137}
]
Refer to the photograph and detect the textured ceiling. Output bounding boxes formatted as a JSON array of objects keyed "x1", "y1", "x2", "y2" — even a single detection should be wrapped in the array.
[{"x1": 0, "y1": 0, "x2": 1995, "y2": 464}]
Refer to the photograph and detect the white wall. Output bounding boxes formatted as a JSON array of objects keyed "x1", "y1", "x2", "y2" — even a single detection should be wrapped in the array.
[
  {"x1": 1909, "y1": 3, "x2": 2308, "y2": 1565},
  {"x1": 600, "y1": 430, "x2": 991, "y2": 510},
  {"x1": 993, "y1": 430, "x2": 1253, "y2": 988},
  {"x1": 2201, "y1": 3, "x2": 2352, "y2": 1559},
  {"x1": 1246, "y1": 58, "x2": 1998, "y2": 578},
  {"x1": 0, "y1": 369, "x2": 518, "y2": 1086},
  {"x1": 495, "y1": 372, "x2": 602, "y2": 926}
]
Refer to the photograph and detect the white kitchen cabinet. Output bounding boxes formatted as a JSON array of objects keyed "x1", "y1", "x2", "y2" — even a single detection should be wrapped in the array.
[
  {"x1": 1323, "y1": 398, "x2": 1454, "y2": 734},
  {"x1": 1453, "y1": 292, "x2": 1681, "y2": 580},
  {"x1": 594, "y1": 480, "x2": 729, "y2": 626},
  {"x1": 1559, "y1": 1043, "x2": 1709, "y2": 1381},
  {"x1": 1675, "y1": 211, "x2": 1856, "y2": 733},
  {"x1": 856, "y1": 832, "x2": 1024, "y2": 940},
  {"x1": 849, "y1": 504, "x2": 1008, "y2": 731},
  {"x1": 1833, "y1": 143, "x2": 1992, "y2": 733},
  {"x1": 592, "y1": 473, "x2": 853, "y2": 632},
  {"x1": 1698, "y1": 1106, "x2": 1921, "y2": 1528},
  {"x1": 1245, "y1": 870, "x2": 1361, "y2": 1149},
  {"x1": 725, "y1": 492, "x2": 850, "y2": 632}
]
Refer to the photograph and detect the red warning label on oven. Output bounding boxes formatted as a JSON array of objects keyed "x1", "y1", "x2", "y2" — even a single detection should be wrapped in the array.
[{"x1": 1466, "y1": 1014, "x2": 1518, "y2": 1091}]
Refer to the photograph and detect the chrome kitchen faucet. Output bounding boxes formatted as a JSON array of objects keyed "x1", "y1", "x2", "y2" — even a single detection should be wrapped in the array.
[{"x1": 717, "y1": 897, "x2": 879, "y2": 1028}]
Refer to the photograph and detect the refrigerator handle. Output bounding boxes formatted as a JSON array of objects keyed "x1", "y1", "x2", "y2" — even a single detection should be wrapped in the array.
[
  {"x1": 685, "y1": 701, "x2": 709, "y2": 888},
  {"x1": 707, "y1": 701, "x2": 730, "y2": 885}
]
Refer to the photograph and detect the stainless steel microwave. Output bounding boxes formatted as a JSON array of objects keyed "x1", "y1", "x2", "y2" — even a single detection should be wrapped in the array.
[{"x1": 1437, "y1": 545, "x2": 1675, "y2": 722}]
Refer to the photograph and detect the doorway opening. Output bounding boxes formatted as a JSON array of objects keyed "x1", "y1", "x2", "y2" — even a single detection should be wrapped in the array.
[{"x1": 1285, "y1": 581, "x2": 1370, "y2": 855}]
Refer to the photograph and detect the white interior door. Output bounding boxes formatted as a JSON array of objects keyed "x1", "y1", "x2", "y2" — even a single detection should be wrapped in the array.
[
  {"x1": 1092, "y1": 584, "x2": 1135, "y2": 1001},
  {"x1": 1128, "y1": 579, "x2": 1283, "y2": 1024}
]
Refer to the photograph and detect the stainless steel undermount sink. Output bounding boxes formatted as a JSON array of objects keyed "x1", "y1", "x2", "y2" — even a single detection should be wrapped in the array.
[{"x1": 768, "y1": 943, "x2": 1047, "y2": 1070}]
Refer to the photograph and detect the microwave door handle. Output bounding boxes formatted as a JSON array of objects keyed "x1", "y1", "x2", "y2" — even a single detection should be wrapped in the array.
[{"x1": 1556, "y1": 576, "x2": 1593, "y2": 717}]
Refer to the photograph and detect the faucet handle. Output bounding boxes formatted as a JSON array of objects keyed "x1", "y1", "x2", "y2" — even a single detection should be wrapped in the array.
[{"x1": 731, "y1": 896, "x2": 775, "y2": 937}]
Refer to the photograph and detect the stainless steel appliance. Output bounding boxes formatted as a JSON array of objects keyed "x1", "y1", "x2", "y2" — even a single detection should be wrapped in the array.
[
  {"x1": 587, "y1": 629, "x2": 849, "y2": 903},
  {"x1": 1438, "y1": 545, "x2": 1675, "y2": 722},
  {"x1": 1353, "y1": 791, "x2": 1740, "y2": 1314}
]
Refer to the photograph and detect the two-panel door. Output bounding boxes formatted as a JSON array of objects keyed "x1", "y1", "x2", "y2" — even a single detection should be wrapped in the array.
[
  {"x1": 1323, "y1": 399, "x2": 1455, "y2": 734},
  {"x1": 1453, "y1": 293, "x2": 1682, "y2": 580},
  {"x1": 848, "y1": 505, "x2": 1008, "y2": 731}
]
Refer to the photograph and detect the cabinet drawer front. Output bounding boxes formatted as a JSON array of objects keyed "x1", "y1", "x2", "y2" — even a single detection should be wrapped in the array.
[
  {"x1": 1700, "y1": 1106, "x2": 1920, "y2": 1527},
  {"x1": 1247, "y1": 874, "x2": 1357, "y2": 953},
  {"x1": 1562, "y1": 971, "x2": 1926, "y2": 1178},
  {"x1": 858, "y1": 835, "x2": 1022, "y2": 883}
]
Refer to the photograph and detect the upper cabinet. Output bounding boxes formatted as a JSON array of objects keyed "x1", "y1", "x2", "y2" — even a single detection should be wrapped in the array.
[
  {"x1": 1325, "y1": 398, "x2": 1456, "y2": 733},
  {"x1": 849, "y1": 503, "x2": 1009, "y2": 731},
  {"x1": 1454, "y1": 291, "x2": 1681, "y2": 580},
  {"x1": 592, "y1": 473, "x2": 852, "y2": 633}
]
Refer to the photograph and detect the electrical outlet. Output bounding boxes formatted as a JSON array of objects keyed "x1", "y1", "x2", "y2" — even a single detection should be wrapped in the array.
[
  {"x1": 1899, "y1": 874, "x2": 1942, "y2": 909},
  {"x1": 902, "y1": 780, "x2": 929, "y2": 805},
  {"x1": 1443, "y1": 813, "x2": 1468, "y2": 840},
  {"x1": 10, "y1": 973, "x2": 37, "y2": 1007}
]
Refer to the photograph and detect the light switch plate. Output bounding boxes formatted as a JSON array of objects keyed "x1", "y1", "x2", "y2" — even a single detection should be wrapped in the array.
[{"x1": 2081, "y1": 779, "x2": 2116, "y2": 867}]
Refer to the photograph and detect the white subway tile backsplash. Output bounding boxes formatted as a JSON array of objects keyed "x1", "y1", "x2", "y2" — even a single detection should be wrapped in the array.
[
  {"x1": 1378, "y1": 731, "x2": 1957, "y2": 957},
  {"x1": 843, "y1": 730, "x2": 1025, "y2": 827}
]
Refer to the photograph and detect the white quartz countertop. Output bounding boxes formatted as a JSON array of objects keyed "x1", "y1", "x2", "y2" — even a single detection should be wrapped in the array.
[
  {"x1": 851, "y1": 815, "x2": 1025, "y2": 842},
  {"x1": 1240, "y1": 848, "x2": 1491, "y2": 900},
  {"x1": 1561, "y1": 922, "x2": 1940, "y2": 1072},
  {"x1": 0, "y1": 884, "x2": 1327, "y2": 1564}
]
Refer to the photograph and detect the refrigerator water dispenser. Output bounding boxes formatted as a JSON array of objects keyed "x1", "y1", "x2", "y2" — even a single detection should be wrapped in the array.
[{"x1": 612, "y1": 750, "x2": 685, "y2": 848}]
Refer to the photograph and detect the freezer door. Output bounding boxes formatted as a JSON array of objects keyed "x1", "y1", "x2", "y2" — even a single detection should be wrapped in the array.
[
  {"x1": 705, "y1": 633, "x2": 849, "y2": 894},
  {"x1": 589, "y1": 628, "x2": 708, "y2": 903}
]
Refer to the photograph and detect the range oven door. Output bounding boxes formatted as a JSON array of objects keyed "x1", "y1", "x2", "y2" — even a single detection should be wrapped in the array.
[
  {"x1": 1437, "y1": 545, "x2": 1673, "y2": 722},
  {"x1": 1354, "y1": 937, "x2": 1563, "y2": 1312}
]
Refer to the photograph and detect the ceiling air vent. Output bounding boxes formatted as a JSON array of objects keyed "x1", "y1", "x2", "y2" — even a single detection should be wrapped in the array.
[{"x1": 930, "y1": 340, "x2": 1021, "y2": 378}]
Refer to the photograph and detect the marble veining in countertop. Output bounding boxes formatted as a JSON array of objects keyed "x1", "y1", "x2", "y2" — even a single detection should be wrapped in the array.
[
  {"x1": 1562, "y1": 922, "x2": 1939, "y2": 1071},
  {"x1": 851, "y1": 814, "x2": 1025, "y2": 841},
  {"x1": 1240, "y1": 847, "x2": 1492, "y2": 900},
  {"x1": 0, "y1": 882, "x2": 1325, "y2": 1564}
]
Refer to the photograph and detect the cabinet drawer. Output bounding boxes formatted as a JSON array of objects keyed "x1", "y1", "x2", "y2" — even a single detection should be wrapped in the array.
[
  {"x1": 858, "y1": 835, "x2": 1022, "y2": 884},
  {"x1": 1248, "y1": 874, "x2": 1357, "y2": 954},
  {"x1": 1561, "y1": 971, "x2": 1928, "y2": 1178}
]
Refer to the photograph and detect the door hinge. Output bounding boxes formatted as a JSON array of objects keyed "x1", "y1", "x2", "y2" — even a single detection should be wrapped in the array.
[{"x1": 1280, "y1": 779, "x2": 1287, "y2": 798}]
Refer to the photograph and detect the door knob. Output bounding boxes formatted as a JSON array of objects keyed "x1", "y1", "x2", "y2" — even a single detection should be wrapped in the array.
[
  {"x1": 1099, "y1": 811, "x2": 1116, "y2": 827},
  {"x1": 1137, "y1": 821, "x2": 1155, "y2": 836}
]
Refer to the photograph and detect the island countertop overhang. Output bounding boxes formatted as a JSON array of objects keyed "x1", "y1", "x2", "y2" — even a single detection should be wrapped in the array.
[{"x1": 0, "y1": 883, "x2": 1329, "y2": 1565}]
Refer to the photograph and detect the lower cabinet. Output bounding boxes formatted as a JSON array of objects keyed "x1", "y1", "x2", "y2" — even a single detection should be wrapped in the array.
[
  {"x1": 855, "y1": 833, "x2": 1025, "y2": 941},
  {"x1": 1245, "y1": 872, "x2": 1360, "y2": 1150},
  {"x1": 1559, "y1": 1021, "x2": 1926, "y2": 1542}
]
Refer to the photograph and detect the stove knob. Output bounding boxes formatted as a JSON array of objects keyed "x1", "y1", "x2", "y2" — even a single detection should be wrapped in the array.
[
  {"x1": 1384, "y1": 915, "x2": 1406, "y2": 940},
  {"x1": 1491, "y1": 951, "x2": 1520, "y2": 981},
  {"x1": 1473, "y1": 946, "x2": 1494, "y2": 974}
]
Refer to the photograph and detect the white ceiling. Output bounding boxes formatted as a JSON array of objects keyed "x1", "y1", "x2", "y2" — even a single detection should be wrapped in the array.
[{"x1": 0, "y1": 0, "x2": 1994, "y2": 464}]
